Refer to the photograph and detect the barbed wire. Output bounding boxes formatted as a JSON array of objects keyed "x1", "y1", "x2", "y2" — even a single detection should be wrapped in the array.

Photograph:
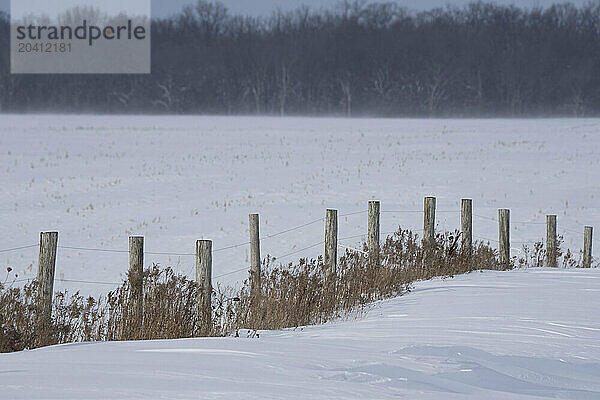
[
  {"x1": 338, "y1": 243, "x2": 368, "y2": 255},
  {"x1": 57, "y1": 278, "x2": 121, "y2": 285},
  {"x1": 0, "y1": 244, "x2": 38, "y2": 254},
  {"x1": 339, "y1": 233, "x2": 367, "y2": 240},
  {"x1": 4, "y1": 213, "x2": 591, "y2": 258},
  {"x1": 208, "y1": 219, "x2": 505, "y2": 282},
  {"x1": 212, "y1": 267, "x2": 249, "y2": 279},
  {"x1": 381, "y1": 209, "x2": 455, "y2": 214},
  {"x1": 212, "y1": 241, "x2": 327, "y2": 280},
  {"x1": 32, "y1": 216, "x2": 328, "y2": 260},
  {"x1": 181, "y1": 217, "x2": 331, "y2": 277},
  {"x1": 513, "y1": 220, "x2": 547, "y2": 226},
  {"x1": 210, "y1": 226, "x2": 424, "y2": 282},
  {"x1": 474, "y1": 214, "x2": 549, "y2": 226},
  {"x1": 144, "y1": 251, "x2": 194, "y2": 256},
  {"x1": 58, "y1": 245, "x2": 129, "y2": 254},
  {"x1": 272, "y1": 240, "x2": 325, "y2": 261},
  {"x1": 512, "y1": 240, "x2": 544, "y2": 244},
  {"x1": 474, "y1": 235, "x2": 544, "y2": 245},
  {"x1": 260, "y1": 217, "x2": 323, "y2": 240},
  {"x1": 474, "y1": 214, "x2": 497, "y2": 222},
  {"x1": 381, "y1": 210, "x2": 421, "y2": 214},
  {"x1": 562, "y1": 227, "x2": 585, "y2": 235},
  {"x1": 7, "y1": 277, "x2": 125, "y2": 286},
  {"x1": 9, "y1": 278, "x2": 31, "y2": 284},
  {"x1": 339, "y1": 210, "x2": 368, "y2": 217},
  {"x1": 213, "y1": 242, "x2": 248, "y2": 253},
  {"x1": 474, "y1": 235, "x2": 499, "y2": 243}
]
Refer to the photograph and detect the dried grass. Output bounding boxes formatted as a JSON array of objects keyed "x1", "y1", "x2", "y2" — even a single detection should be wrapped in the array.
[{"x1": 0, "y1": 227, "x2": 577, "y2": 353}]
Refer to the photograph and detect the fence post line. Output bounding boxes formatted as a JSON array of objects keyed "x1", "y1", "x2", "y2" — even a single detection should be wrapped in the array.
[
  {"x1": 37, "y1": 231, "x2": 58, "y2": 339},
  {"x1": 546, "y1": 215, "x2": 557, "y2": 268},
  {"x1": 498, "y1": 209, "x2": 510, "y2": 268},
  {"x1": 249, "y1": 213, "x2": 261, "y2": 299},
  {"x1": 461, "y1": 199, "x2": 472, "y2": 255},
  {"x1": 368, "y1": 201, "x2": 380, "y2": 267},
  {"x1": 128, "y1": 236, "x2": 144, "y2": 329},
  {"x1": 325, "y1": 209, "x2": 338, "y2": 276},
  {"x1": 196, "y1": 239, "x2": 213, "y2": 336},
  {"x1": 583, "y1": 226, "x2": 593, "y2": 268}
]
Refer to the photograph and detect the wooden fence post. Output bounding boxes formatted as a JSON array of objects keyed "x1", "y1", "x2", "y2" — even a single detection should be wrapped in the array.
[
  {"x1": 583, "y1": 226, "x2": 593, "y2": 268},
  {"x1": 128, "y1": 236, "x2": 144, "y2": 329},
  {"x1": 368, "y1": 201, "x2": 380, "y2": 267},
  {"x1": 196, "y1": 240, "x2": 213, "y2": 336},
  {"x1": 37, "y1": 232, "x2": 58, "y2": 334},
  {"x1": 546, "y1": 215, "x2": 557, "y2": 268},
  {"x1": 498, "y1": 209, "x2": 510, "y2": 268},
  {"x1": 424, "y1": 197, "x2": 436, "y2": 245},
  {"x1": 325, "y1": 209, "x2": 338, "y2": 276},
  {"x1": 461, "y1": 199, "x2": 472, "y2": 255},
  {"x1": 249, "y1": 213, "x2": 261, "y2": 299},
  {"x1": 422, "y1": 197, "x2": 436, "y2": 274}
]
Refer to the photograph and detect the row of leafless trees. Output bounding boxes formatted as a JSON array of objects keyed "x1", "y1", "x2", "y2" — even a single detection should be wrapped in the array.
[{"x1": 1, "y1": 1, "x2": 599, "y2": 116}]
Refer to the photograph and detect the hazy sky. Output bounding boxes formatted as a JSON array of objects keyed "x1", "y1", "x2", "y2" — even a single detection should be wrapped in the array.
[
  {"x1": 0, "y1": 0, "x2": 593, "y2": 17},
  {"x1": 9, "y1": 0, "x2": 150, "y2": 19}
]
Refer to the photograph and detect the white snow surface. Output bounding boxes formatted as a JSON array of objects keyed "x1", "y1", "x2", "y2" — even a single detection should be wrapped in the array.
[
  {"x1": 1, "y1": 268, "x2": 600, "y2": 399},
  {"x1": 1, "y1": 116, "x2": 599, "y2": 295}
]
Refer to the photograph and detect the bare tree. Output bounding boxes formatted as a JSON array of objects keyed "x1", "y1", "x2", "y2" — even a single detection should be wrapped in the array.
[
  {"x1": 278, "y1": 65, "x2": 291, "y2": 116},
  {"x1": 424, "y1": 65, "x2": 449, "y2": 115},
  {"x1": 338, "y1": 72, "x2": 357, "y2": 117}
]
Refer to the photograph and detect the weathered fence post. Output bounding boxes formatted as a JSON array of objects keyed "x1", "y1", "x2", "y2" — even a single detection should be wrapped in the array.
[
  {"x1": 196, "y1": 240, "x2": 213, "y2": 336},
  {"x1": 498, "y1": 209, "x2": 510, "y2": 268},
  {"x1": 461, "y1": 199, "x2": 472, "y2": 255},
  {"x1": 422, "y1": 197, "x2": 436, "y2": 274},
  {"x1": 583, "y1": 226, "x2": 593, "y2": 268},
  {"x1": 325, "y1": 209, "x2": 338, "y2": 276},
  {"x1": 37, "y1": 232, "x2": 58, "y2": 336},
  {"x1": 546, "y1": 215, "x2": 557, "y2": 268},
  {"x1": 424, "y1": 197, "x2": 436, "y2": 245},
  {"x1": 128, "y1": 236, "x2": 144, "y2": 329},
  {"x1": 249, "y1": 213, "x2": 261, "y2": 299},
  {"x1": 368, "y1": 201, "x2": 380, "y2": 267}
]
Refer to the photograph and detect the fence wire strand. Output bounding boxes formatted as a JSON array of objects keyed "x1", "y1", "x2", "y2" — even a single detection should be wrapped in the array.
[
  {"x1": 58, "y1": 245, "x2": 129, "y2": 254},
  {"x1": 0, "y1": 244, "x2": 38, "y2": 254},
  {"x1": 260, "y1": 217, "x2": 324, "y2": 241}
]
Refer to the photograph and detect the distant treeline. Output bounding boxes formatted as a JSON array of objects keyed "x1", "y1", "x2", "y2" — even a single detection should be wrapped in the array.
[{"x1": 1, "y1": 1, "x2": 599, "y2": 116}]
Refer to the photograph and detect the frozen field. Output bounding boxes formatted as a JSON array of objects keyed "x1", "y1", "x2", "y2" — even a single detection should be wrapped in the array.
[
  {"x1": 2, "y1": 268, "x2": 600, "y2": 399},
  {"x1": 0, "y1": 116, "x2": 599, "y2": 294}
]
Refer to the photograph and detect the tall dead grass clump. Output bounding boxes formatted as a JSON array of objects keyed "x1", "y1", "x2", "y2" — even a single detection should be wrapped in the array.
[{"x1": 517, "y1": 235, "x2": 579, "y2": 268}]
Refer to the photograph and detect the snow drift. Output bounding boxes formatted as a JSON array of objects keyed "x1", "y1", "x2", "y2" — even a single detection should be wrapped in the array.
[{"x1": 2, "y1": 268, "x2": 599, "y2": 399}]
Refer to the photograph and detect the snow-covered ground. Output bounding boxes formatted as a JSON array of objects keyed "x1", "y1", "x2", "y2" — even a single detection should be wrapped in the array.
[
  {"x1": 1, "y1": 116, "x2": 599, "y2": 295},
  {"x1": 2, "y1": 268, "x2": 599, "y2": 399}
]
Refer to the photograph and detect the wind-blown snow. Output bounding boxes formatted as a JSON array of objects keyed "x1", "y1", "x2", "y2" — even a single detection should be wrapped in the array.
[
  {"x1": 0, "y1": 116, "x2": 599, "y2": 295},
  {"x1": 2, "y1": 268, "x2": 599, "y2": 399}
]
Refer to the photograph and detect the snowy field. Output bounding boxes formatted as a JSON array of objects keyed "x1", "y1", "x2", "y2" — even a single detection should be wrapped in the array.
[
  {"x1": 1, "y1": 116, "x2": 599, "y2": 295},
  {"x1": 2, "y1": 268, "x2": 600, "y2": 399}
]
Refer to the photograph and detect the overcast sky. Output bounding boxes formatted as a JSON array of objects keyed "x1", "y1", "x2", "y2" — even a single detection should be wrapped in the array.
[{"x1": 0, "y1": 0, "x2": 593, "y2": 17}]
